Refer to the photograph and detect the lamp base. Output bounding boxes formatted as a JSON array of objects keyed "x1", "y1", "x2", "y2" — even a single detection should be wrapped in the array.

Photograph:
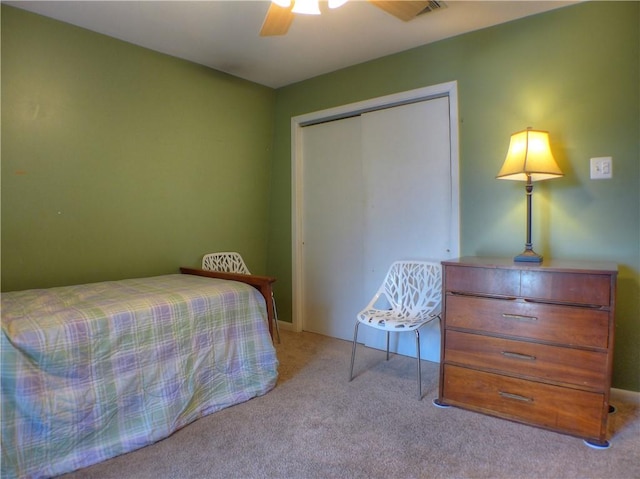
[{"x1": 514, "y1": 250, "x2": 543, "y2": 263}]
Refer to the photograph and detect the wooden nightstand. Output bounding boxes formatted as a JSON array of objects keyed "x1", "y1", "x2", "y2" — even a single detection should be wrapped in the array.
[{"x1": 436, "y1": 257, "x2": 617, "y2": 448}]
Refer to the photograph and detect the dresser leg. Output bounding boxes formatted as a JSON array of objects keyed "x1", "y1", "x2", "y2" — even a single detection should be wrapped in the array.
[
  {"x1": 583, "y1": 439, "x2": 611, "y2": 450},
  {"x1": 432, "y1": 398, "x2": 451, "y2": 408}
]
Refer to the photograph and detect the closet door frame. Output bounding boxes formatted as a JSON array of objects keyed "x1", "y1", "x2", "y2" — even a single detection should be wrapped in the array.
[{"x1": 291, "y1": 81, "x2": 460, "y2": 332}]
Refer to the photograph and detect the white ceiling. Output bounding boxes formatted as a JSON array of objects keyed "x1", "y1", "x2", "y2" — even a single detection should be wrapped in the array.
[{"x1": 6, "y1": 1, "x2": 576, "y2": 88}]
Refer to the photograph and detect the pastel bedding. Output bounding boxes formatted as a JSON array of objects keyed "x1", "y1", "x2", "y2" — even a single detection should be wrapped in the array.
[{"x1": 1, "y1": 274, "x2": 279, "y2": 478}]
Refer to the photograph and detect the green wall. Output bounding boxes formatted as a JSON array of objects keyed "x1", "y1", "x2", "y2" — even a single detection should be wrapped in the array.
[
  {"x1": 268, "y1": 1, "x2": 640, "y2": 391},
  {"x1": 1, "y1": 5, "x2": 276, "y2": 290},
  {"x1": 2, "y1": 3, "x2": 639, "y2": 391}
]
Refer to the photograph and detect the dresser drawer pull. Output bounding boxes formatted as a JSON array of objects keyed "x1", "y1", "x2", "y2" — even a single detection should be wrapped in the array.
[
  {"x1": 499, "y1": 391, "x2": 534, "y2": 403},
  {"x1": 501, "y1": 351, "x2": 537, "y2": 361},
  {"x1": 501, "y1": 313, "x2": 538, "y2": 322}
]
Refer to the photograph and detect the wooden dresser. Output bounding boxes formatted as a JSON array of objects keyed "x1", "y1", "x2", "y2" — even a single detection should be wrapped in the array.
[{"x1": 437, "y1": 257, "x2": 617, "y2": 447}]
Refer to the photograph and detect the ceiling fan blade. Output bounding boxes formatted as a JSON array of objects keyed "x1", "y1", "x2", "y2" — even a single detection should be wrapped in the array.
[
  {"x1": 368, "y1": 0, "x2": 435, "y2": 22},
  {"x1": 260, "y1": 2, "x2": 295, "y2": 36}
]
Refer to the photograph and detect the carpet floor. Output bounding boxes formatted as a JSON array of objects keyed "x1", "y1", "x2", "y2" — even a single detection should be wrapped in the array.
[{"x1": 63, "y1": 329, "x2": 640, "y2": 479}]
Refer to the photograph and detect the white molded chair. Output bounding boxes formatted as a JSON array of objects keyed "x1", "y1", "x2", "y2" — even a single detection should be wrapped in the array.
[
  {"x1": 202, "y1": 252, "x2": 251, "y2": 275},
  {"x1": 349, "y1": 260, "x2": 442, "y2": 400},
  {"x1": 202, "y1": 252, "x2": 281, "y2": 343}
]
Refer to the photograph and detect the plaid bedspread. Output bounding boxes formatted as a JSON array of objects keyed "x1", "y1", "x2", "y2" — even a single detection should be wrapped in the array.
[{"x1": 1, "y1": 274, "x2": 278, "y2": 478}]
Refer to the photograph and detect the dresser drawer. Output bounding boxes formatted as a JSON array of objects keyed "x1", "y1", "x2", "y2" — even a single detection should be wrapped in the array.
[
  {"x1": 444, "y1": 330, "x2": 608, "y2": 389},
  {"x1": 445, "y1": 265, "x2": 520, "y2": 297},
  {"x1": 442, "y1": 365, "x2": 605, "y2": 439},
  {"x1": 522, "y1": 271, "x2": 611, "y2": 306},
  {"x1": 445, "y1": 294, "x2": 610, "y2": 349}
]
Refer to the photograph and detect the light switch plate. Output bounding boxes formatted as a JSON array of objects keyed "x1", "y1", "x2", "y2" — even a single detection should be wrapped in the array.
[{"x1": 590, "y1": 157, "x2": 612, "y2": 179}]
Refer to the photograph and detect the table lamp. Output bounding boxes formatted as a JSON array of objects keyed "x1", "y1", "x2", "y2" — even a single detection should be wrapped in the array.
[{"x1": 496, "y1": 127, "x2": 563, "y2": 263}]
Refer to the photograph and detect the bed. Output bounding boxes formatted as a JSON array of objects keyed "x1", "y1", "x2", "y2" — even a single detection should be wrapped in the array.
[{"x1": 1, "y1": 269, "x2": 279, "y2": 479}]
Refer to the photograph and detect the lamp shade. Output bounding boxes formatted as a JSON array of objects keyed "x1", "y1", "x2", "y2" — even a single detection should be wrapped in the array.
[{"x1": 496, "y1": 128, "x2": 563, "y2": 182}]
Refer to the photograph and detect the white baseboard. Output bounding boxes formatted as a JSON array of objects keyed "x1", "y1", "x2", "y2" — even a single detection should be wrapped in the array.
[
  {"x1": 611, "y1": 387, "x2": 640, "y2": 405},
  {"x1": 276, "y1": 320, "x2": 294, "y2": 332}
]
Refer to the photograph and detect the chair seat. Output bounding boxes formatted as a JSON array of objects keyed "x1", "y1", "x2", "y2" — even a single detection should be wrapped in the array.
[{"x1": 357, "y1": 309, "x2": 439, "y2": 331}]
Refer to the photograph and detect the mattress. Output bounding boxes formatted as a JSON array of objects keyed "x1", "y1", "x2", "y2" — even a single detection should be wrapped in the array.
[{"x1": 1, "y1": 274, "x2": 278, "y2": 478}]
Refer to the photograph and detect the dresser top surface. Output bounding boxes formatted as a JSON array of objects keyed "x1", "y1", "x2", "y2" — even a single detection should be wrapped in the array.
[{"x1": 443, "y1": 257, "x2": 618, "y2": 275}]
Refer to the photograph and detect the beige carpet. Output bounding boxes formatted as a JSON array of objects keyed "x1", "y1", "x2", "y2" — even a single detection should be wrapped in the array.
[{"x1": 63, "y1": 329, "x2": 639, "y2": 479}]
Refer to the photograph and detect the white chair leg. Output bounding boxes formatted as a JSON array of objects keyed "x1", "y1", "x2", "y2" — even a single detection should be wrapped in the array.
[
  {"x1": 386, "y1": 331, "x2": 390, "y2": 360},
  {"x1": 415, "y1": 329, "x2": 422, "y2": 401},
  {"x1": 349, "y1": 321, "x2": 360, "y2": 381}
]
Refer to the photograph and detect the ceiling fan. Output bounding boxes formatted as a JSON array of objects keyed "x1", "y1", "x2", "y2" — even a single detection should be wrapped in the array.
[{"x1": 260, "y1": 0, "x2": 444, "y2": 36}]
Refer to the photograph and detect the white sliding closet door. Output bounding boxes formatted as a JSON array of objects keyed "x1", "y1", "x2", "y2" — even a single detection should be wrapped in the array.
[
  {"x1": 359, "y1": 97, "x2": 451, "y2": 359},
  {"x1": 300, "y1": 95, "x2": 455, "y2": 361},
  {"x1": 301, "y1": 116, "x2": 365, "y2": 342}
]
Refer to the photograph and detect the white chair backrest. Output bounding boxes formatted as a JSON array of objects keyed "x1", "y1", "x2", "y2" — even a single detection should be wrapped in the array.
[
  {"x1": 202, "y1": 252, "x2": 251, "y2": 275},
  {"x1": 381, "y1": 261, "x2": 441, "y2": 316}
]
